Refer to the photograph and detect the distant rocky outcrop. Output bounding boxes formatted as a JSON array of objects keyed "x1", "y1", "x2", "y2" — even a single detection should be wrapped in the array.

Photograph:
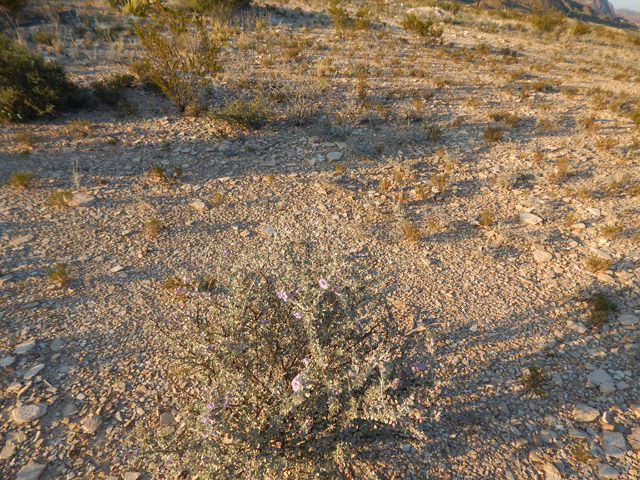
[
  {"x1": 477, "y1": 0, "x2": 616, "y2": 16},
  {"x1": 571, "y1": 0, "x2": 615, "y2": 16},
  {"x1": 616, "y1": 8, "x2": 640, "y2": 26}
]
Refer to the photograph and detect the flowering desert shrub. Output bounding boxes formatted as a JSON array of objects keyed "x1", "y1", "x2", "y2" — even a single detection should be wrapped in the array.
[{"x1": 136, "y1": 224, "x2": 442, "y2": 478}]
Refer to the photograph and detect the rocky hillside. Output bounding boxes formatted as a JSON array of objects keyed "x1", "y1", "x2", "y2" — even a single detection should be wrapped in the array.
[
  {"x1": 572, "y1": 0, "x2": 615, "y2": 16},
  {"x1": 617, "y1": 8, "x2": 640, "y2": 26}
]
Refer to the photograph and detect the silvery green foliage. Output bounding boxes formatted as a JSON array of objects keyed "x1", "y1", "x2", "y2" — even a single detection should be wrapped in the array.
[{"x1": 137, "y1": 224, "x2": 442, "y2": 478}]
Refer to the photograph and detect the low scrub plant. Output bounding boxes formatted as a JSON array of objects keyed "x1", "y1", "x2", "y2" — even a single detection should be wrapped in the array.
[
  {"x1": 401, "y1": 13, "x2": 444, "y2": 43},
  {"x1": 147, "y1": 165, "x2": 167, "y2": 182},
  {"x1": 15, "y1": 128, "x2": 38, "y2": 146},
  {"x1": 134, "y1": 224, "x2": 443, "y2": 478},
  {"x1": 184, "y1": 0, "x2": 249, "y2": 14},
  {"x1": 483, "y1": 126, "x2": 503, "y2": 142},
  {"x1": 572, "y1": 21, "x2": 591, "y2": 36},
  {"x1": 588, "y1": 293, "x2": 617, "y2": 326},
  {"x1": 210, "y1": 95, "x2": 273, "y2": 129},
  {"x1": 327, "y1": 0, "x2": 371, "y2": 32},
  {"x1": 92, "y1": 74, "x2": 136, "y2": 105},
  {"x1": 45, "y1": 263, "x2": 72, "y2": 286},
  {"x1": 522, "y1": 366, "x2": 549, "y2": 396},
  {"x1": 0, "y1": 34, "x2": 86, "y2": 121},
  {"x1": 46, "y1": 189, "x2": 73, "y2": 208},
  {"x1": 209, "y1": 191, "x2": 224, "y2": 204},
  {"x1": 144, "y1": 216, "x2": 164, "y2": 237},
  {"x1": 133, "y1": 0, "x2": 222, "y2": 112},
  {"x1": 488, "y1": 110, "x2": 519, "y2": 127},
  {"x1": 479, "y1": 208, "x2": 494, "y2": 227},
  {"x1": 65, "y1": 118, "x2": 93, "y2": 137},
  {"x1": 402, "y1": 221, "x2": 422, "y2": 242},
  {"x1": 5, "y1": 170, "x2": 34, "y2": 189},
  {"x1": 529, "y1": 10, "x2": 564, "y2": 33},
  {"x1": 600, "y1": 224, "x2": 623, "y2": 239},
  {"x1": 584, "y1": 255, "x2": 612, "y2": 273}
]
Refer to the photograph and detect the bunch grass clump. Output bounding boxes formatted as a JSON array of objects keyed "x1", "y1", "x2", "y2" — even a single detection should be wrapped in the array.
[
  {"x1": 46, "y1": 189, "x2": 73, "y2": 207},
  {"x1": 133, "y1": 0, "x2": 222, "y2": 112},
  {"x1": 209, "y1": 95, "x2": 273, "y2": 129},
  {"x1": 135, "y1": 223, "x2": 443, "y2": 479},
  {"x1": 401, "y1": 13, "x2": 444, "y2": 43},
  {"x1": 588, "y1": 293, "x2": 617, "y2": 326},
  {"x1": 5, "y1": 170, "x2": 34, "y2": 189},
  {"x1": 45, "y1": 263, "x2": 72, "y2": 286}
]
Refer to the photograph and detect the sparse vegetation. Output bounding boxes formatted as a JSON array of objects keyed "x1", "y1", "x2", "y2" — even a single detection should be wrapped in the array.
[
  {"x1": 45, "y1": 263, "x2": 72, "y2": 286},
  {"x1": 522, "y1": 366, "x2": 549, "y2": 396},
  {"x1": 147, "y1": 166, "x2": 167, "y2": 182},
  {"x1": 210, "y1": 191, "x2": 225, "y2": 204},
  {"x1": 585, "y1": 255, "x2": 612, "y2": 273},
  {"x1": 210, "y1": 96, "x2": 273, "y2": 129},
  {"x1": 484, "y1": 126, "x2": 504, "y2": 142},
  {"x1": 600, "y1": 224, "x2": 624, "y2": 239},
  {"x1": 65, "y1": 118, "x2": 93, "y2": 137},
  {"x1": 401, "y1": 13, "x2": 444, "y2": 43},
  {"x1": 402, "y1": 221, "x2": 421, "y2": 242},
  {"x1": 479, "y1": 208, "x2": 494, "y2": 226},
  {"x1": 5, "y1": 170, "x2": 34, "y2": 189},
  {"x1": 144, "y1": 216, "x2": 164, "y2": 237},
  {"x1": 46, "y1": 189, "x2": 73, "y2": 207},
  {"x1": 588, "y1": 293, "x2": 617, "y2": 326}
]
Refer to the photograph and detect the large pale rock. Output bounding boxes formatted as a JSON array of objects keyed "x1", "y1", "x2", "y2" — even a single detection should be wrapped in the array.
[
  {"x1": 543, "y1": 463, "x2": 561, "y2": 480},
  {"x1": 9, "y1": 234, "x2": 34, "y2": 247},
  {"x1": 589, "y1": 247, "x2": 611, "y2": 260},
  {"x1": 81, "y1": 413, "x2": 103, "y2": 434},
  {"x1": 14, "y1": 339, "x2": 36, "y2": 354},
  {"x1": 587, "y1": 369, "x2": 616, "y2": 394},
  {"x1": 520, "y1": 212, "x2": 543, "y2": 225},
  {"x1": 597, "y1": 463, "x2": 619, "y2": 479},
  {"x1": 628, "y1": 428, "x2": 640, "y2": 451},
  {"x1": 618, "y1": 314, "x2": 639, "y2": 327},
  {"x1": 16, "y1": 461, "x2": 46, "y2": 480},
  {"x1": 69, "y1": 193, "x2": 95, "y2": 206},
  {"x1": 602, "y1": 431, "x2": 627, "y2": 459},
  {"x1": 572, "y1": 403, "x2": 599, "y2": 422},
  {"x1": 12, "y1": 404, "x2": 47, "y2": 423},
  {"x1": 533, "y1": 249, "x2": 552, "y2": 262},
  {"x1": 23, "y1": 364, "x2": 45, "y2": 380}
]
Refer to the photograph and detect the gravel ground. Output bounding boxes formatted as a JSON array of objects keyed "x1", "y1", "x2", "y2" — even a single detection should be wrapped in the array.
[{"x1": 1, "y1": 1, "x2": 640, "y2": 479}]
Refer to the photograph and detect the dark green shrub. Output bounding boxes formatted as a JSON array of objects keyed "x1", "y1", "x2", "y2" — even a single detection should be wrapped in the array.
[
  {"x1": 0, "y1": 34, "x2": 86, "y2": 121},
  {"x1": 401, "y1": 13, "x2": 444, "y2": 43},
  {"x1": 184, "y1": 0, "x2": 249, "y2": 14},
  {"x1": 327, "y1": 0, "x2": 370, "y2": 31},
  {"x1": 530, "y1": 10, "x2": 564, "y2": 33},
  {"x1": 92, "y1": 74, "x2": 136, "y2": 105},
  {"x1": 133, "y1": 1, "x2": 222, "y2": 112},
  {"x1": 210, "y1": 95, "x2": 273, "y2": 129},
  {"x1": 134, "y1": 224, "x2": 443, "y2": 478}
]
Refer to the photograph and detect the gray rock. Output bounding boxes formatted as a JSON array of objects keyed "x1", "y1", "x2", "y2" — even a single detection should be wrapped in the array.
[
  {"x1": 568, "y1": 428, "x2": 589, "y2": 438},
  {"x1": 0, "y1": 443, "x2": 16, "y2": 459},
  {"x1": 23, "y1": 364, "x2": 45, "y2": 380},
  {"x1": 50, "y1": 339, "x2": 64, "y2": 352},
  {"x1": 9, "y1": 234, "x2": 34, "y2": 247},
  {"x1": 260, "y1": 226, "x2": 275, "y2": 237},
  {"x1": 12, "y1": 404, "x2": 47, "y2": 423},
  {"x1": 573, "y1": 403, "x2": 599, "y2": 422},
  {"x1": 14, "y1": 339, "x2": 36, "y2": 354},
  {"x1": 189, "y1": 199, "x2": 208, "y2": 211},
  {"x1": 109, "y1": 265, "x2": 124, "y2": 273},
  {"x1": 533, "y1": 249, "x2": 552, "y2": 262},
  {"x1": 589, "y1": 247, "x2": 611, "y2": 260},
  {"x1": 567, "y1": 320, "x2": 587, "y2": 334},
  {"x1": 602, "y1": 431, "x2": 627, "y2": 459},
  {"x1": 618, "y1": 314, "x2": 639, "y2": 327},
  {"x1": 628, "y1": 427, "x2": 640, "y2": 451},
  {"x1": 543, "y1": 463, "x2": 561, "y2": 480},
  {"x1": 588, "y1": 207, "x2": 602, "y2": 216},
  {"x1": 520, "y1": 212, "x2": 543, "y2": 225},
  {"x1": 70, "y1": 193, "x2": 95, "y2": 206},
  {"x1": 62, "y1": 403, "x2": 78, "y2": 417},
  {"x1": 587, "y1": 369, "x2": 614, "y2": 387},
  {"x1": 327, "y1": 151, "x2": 343, "y2": 161},
  {"x1": 124, "y1": 473, "x2": 141, "y2": 480},
  {"x1": 16, "y1": 460, "x2": 46, "y2": 480},
  {"x1": 597, "y1": 463, "x2": 619, "y2": 479},
  {"x1": 600, "y1": 381, "x2": 617, "y2": 394},
  {"x1": 160, "y1": 412, "x2": 175, "y2": 425},
  {"x1": 81, "y1": 413, "x2": 103, "y2": 434},
  {"x1": 0, "y1": 356, "x2": 16, "y2": 367}
]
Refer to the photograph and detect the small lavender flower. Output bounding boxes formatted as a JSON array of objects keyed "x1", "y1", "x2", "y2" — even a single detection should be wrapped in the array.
[
  {"x1": 293, "y1": 312, "x2": 303, "y2": 320},
  {"x1": 318, "y1": 278, "x2": 329, "y2": 289},
  {"x1": 291, "y1": 374, "x2": 302, "y2": 392},
  {"x1": 277, "y1": 290, "x2": 289, "y2": 302}
]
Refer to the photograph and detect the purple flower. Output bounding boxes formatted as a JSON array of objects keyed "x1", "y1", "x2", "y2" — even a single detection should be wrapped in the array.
[
  {"x1": 206, "y1": 402, "x2": 216, "y2": 411},
  {"x1": 293, "y1": 312, "x2": 303, "y2": 320},
  {"x1": 318, "y1": 279, "x2": 329, "y2": 289},
  {"x1": 260, "y1": 318, "x2": 268, "y2": 325},
  {"x1": 301, "y1": 358, "x2": 311, "y2": 365},
  {"x1": 291, "y1": 374, "x2": 302, "y2": 392},
  {"x1": 277, "y1": 291, "x2": 289, "y2": 302}
]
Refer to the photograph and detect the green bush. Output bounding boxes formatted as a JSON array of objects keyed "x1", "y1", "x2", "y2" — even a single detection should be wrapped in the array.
[
  {"x1": 122, "y1": 0, "x2": 148, "y2": 16},
  {"x1": 92, "y1": 73, "x2": 135, "y2": 105},
  {"x1": 572, "y1": 21, "x2": 591, "y2": 36},
  {"x1": 327, "y1": 0, "x2": 371, "y2": 31},
  {"x1": 135, "y1": 224, "x2": 442, "y2": 478},
  {"x1": 401, "y1": 13, "x2": 444, "y2": 43},
  {"x1": 530, "y1": 10, "x2": 565, "y2": 33},
  {"x1": 184, "y1": 0, "x2": 249, "y2": 14},
  {"x1": 0, "y1": 34, "x2": 86, "y2": 121},
  {"x1": 210, "y1": 95, "x2": 273, "y2": 129},
  {"x1": 133, "y1": 1, "x2": 222, "y2": 112}
]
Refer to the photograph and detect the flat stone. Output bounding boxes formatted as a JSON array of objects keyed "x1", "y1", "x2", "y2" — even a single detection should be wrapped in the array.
[
  {"x1": 258, "y1": 159, "x2": 276, "y2": 167},
  {"x1": 533, "y1": 249, "x2": 552, "y2": 262},
  {"x1": 12, "y1": 404, "x2": 47, "y2": 423},
  {"x1": 627, "y1": 427, "x2": 640, "y2": 451},
  {"x1": 260, "y1": 226, "x2": 275, "y2": 237},
  {"x1": 23, "y1": 364, "x2": 45, "y2": 380},
  {"x1": 590, "y1": 247, "x2": 611, "y2": 260},
  {"x1": 327, "y1": 151, "x2": 343, "y2": 161},
  {"x1": 543, "y1": 463, "x2": 561, "y2": 480},
  {"x1": 587, "y1": 369, "x2": 614, "y2": 387},
  {"x1": 618, "y1": 314, "x2": 639, "y2": 327},
  {"x1": 567, "y1": 320, "x2": 587, "y2": 334},
  {"x1": 602, "y1": 431, "x2": 627, "y2": 459},
  {"x1": 0, "y1": 356, "x2": 16, "y2": 367},
  {"x1": 588, "y1": 207, "x2": 601, "y2": 216},
  {"x1": 0, "y1": 443, "x2": 16, "y2": 459},
  {"x1": 189, "y1": 199, "x2": 207, "y2": 211},
  {"x1": 16, "y1": 461, "x2": 46, "y2": 480},
  {"x1": 70, "y1": 193, "x2": 95, "y2": 206},
  {"x1": 568, "y1": 428, "x2": 589, "y2": 438},
  {"x1": 109, "y1": 265, "x2": 124, "y2": 273},
  {"x1": 600, "y1": 382, "x2": 617, "y2": 394},
  {"x1": 597, "y1": 463, "x2": 619, "y2": 479},
  {"x1": 124, "y1": 473, "x2": 141, "y2": 480},
  {"x1": 14, "y1": 340, "x2": 36, "y2": 354},
  {"x1": 81, "y1": 413, "x2": 103, "y2": 434},
  {"x1": 9, "y1": 234, "x2": 34, "y2": 247},
  {"x1": 597, "y1": 273, "x2": 616, "y2": 284},
  {"x1": 50, "y1": 339, "x2": 64, "y2": 352},
  {"x1": 520, "y1": 212, "x2": 543, "y2": 225},
  {"x1": 573, "y1": 403, "x2": 599, "y2": 422},
  {"x1": 616, "y1": 381, "x2": 629, "y2": 390},
  {"x1": 160, "y1": 412, "x2": 175, "y2": 425},
  {"x1": 570, "y1": 222, "x2": 586, "y2": 229},
  {"x1": 62, "y1": 403, "x2": 78, "y2": 417}
]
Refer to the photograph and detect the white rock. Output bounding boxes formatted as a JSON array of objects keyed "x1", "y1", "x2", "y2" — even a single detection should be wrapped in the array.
[
  {"x1": 602, "y1": 431, "x2": 627, "y2": 459},
  {"x1": 16, "y1": 461, "x2": 47, "y2": 480},
  {"x1": 12, "y1": 404, "x2": 47, "y2": 423},
  {"x1": 109, "y1": 265, "x2": 124, "y2": 273},
  {"x1": 589, "y1": 247, "x2": 611, "y2": 260},
  {"x1": 81, "y1": 414, "x2": 103, "y2": 434},
  {"x1": 260, "y1": 226, "x2": 275, "y2": 237},
  {"x1": 597, "y1": 273, "x2": 616, "y2": 284},
  {"x1": 600, "y1": 382, "x2": 616, "y2": 394},
  {"x1": 23, "y1": 364, "x2": 45, "y2": 380},
  {"x1": 597, "y1": 463, "x2": 619, "y2": 479},
  {"x1": 519, "y1": 212, "x2": 543, "y2": 225},
  {"x1": 567, "y1": 320, "x2": 587, "y2": 334},
  {"x1": 543, "y1": 463, "x2": 561, "y2": 480},
  {"x1": 50, "y1": 338, "x2": 64, "y2": 352},
  {"x1": 587, "y1": 369, "x2": 614, "y2": 387},
  {"x1": 14, "y1": 339, "x2": 36, "y2": 354},
  {"x1": 628, "y1": 427, "x2": 640, "y2": 451},
  {"x1": 9, "y1": 234, "x2": 34, "y2": 247},
  {"x1": 533, "y1": 249, "x2": 552, "y2": 262},
  {"x1": 70, "y1": 193, "x2": 95, "y2": 206},
  {"x1": 327, "y1": 151, "x2": 343, "y2": 161},
  {"x1": 570, "y1": 222, "x2": 586, "y2": 230},
  {"x1": 124, "y1": 473, "x2": 141, "y2": 480},
  {"x1": 0, "y1": 356, "x2": 16, "y2": 367},
  {"x1": 588, "y1": 207, "x2": 601, "y2": 216},
  {"x1": 0, "y1": 443, "x2": 16, "y2": 459},
  {"x1": 62, "y1": 403, "x2": 78, "y2": 417},
  {"x1": 189, "y1": 199, "x2": 208, "y2": 211},
  {"x1": 572, "y1": 403, "x2": 599, "y2": 422},
  {"x1": 618, "y1": 314, "x2": 639, "y2": 327}
]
